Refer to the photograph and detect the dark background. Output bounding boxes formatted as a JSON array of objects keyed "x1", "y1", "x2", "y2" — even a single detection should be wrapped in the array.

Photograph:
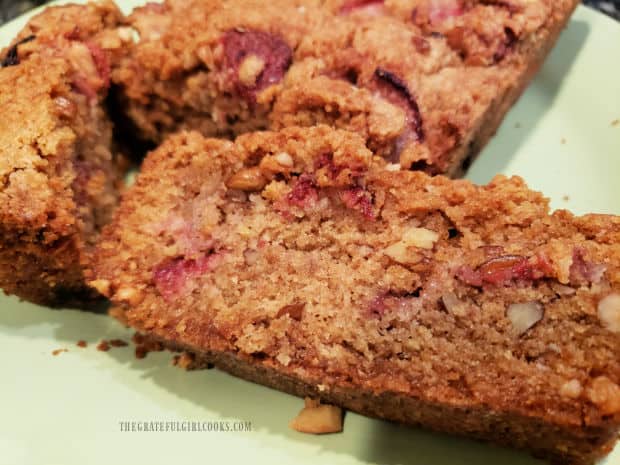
[
  {"x1": 1, "y1": 0, "x2": 619, "y2": 24},
  {"x1": 582, "y1": 0, "x2": 620, "y2": 18}
]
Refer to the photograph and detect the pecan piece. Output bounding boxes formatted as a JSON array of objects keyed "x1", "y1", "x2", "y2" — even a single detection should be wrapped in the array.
[{"x1": 227, "y1": 167, "x2": 267, "y2": 191}]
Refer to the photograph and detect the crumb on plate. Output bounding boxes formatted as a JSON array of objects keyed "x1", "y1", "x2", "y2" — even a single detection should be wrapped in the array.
[
  {"x1": 109, "y1": 339, "x2": 128, "y2": 347},
  {"x1": 97, "y1": 340, "x2": 110, "y2": 352},
  {"x1": 133, "y1": 332, "x2": 165, "y2": 359}
]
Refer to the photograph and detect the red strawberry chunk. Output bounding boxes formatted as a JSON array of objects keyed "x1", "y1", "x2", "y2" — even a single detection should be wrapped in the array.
[
  {"x1": 153, "y1": 254, "x2": 221, "y2": 302},
  {"x1": 456, "y1": 265, "x2": 483, "y2": 287},
  {"x1": 340, "y1": 0, "x2": 385, "y2": 16},
  {"x1": 287, "y1": 174, "x2": 319, "y2": 209},
  {"x1": 86, "y1": 41, "x2": 110, "y2": 89},
  {"x1": 368, "y1": 292, "x2": 390, "y2": 317},
  {"x1": 374, "y1": 68, "x2": 424, "y2": 147},
  {"x1": 222, "y1": 30, "x2": 292, "y2": 102},
  {"x1": 368, "y1": 291, "x2": 418, "y2": 318},
  {"x1": 340, "y1": 187, "x2": 374, "y2": 219},
  {"x1": 569, "y1": 248, "x2": 606, "y2": 285},
  {"x1": 65, "y1": 39, "x2": 110, "y2": 100}
]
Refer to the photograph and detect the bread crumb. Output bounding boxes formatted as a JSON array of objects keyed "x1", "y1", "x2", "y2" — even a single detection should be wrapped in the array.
[
  {"x1": 52, "y1": 348, "x2": 68, "y2": 356},
  {"x1": 560, "y1": 138, "x2": 566, "y2": 145},
  {"x1": 76, "y1": 340, "x2": 88, "y2": 348},
  {"x1": 109, "y1": 339, "x2": 128, "y2": 347},
  {"x1": 612, "y1": 119, "x2": 619, "y2": 127},
  {"x1": 96, "y1": 339, "x2": 129, "y2": 352},
  {"x1": 562, "y1": 195, "x2": 570, "y2": 202},
  {"x1": 133, "y1": 332, "x2": 165, "y2": 359},
  {"x1": 97, "y1": 340, "x2": 110, "y2": 352},
  {"x1": 289, "y1": 397, "x2": 343, "y2": 434}
]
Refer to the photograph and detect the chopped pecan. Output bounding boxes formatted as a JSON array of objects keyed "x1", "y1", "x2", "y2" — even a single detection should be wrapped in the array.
[{"x1": 227, "y1": 167, "x2": 267, "y2": 191}]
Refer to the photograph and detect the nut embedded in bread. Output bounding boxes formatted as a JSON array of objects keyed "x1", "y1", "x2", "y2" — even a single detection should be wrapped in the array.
[{"x1": 93, "y1": 126, "x2": 620, "y2": 465}]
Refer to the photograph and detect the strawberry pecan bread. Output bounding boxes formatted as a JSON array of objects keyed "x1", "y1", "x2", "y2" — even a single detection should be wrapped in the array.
[
  {"x1": 92, "y1": 126, "x2": 620, "y2": 465},
  {"x1": 113, "y1": 0, "x2": 579, "y2": 175},
  {"x1": 0, "y1": 1, "x2": 128, "y2": 304},
  {"x1": 0, "y1": 0, "x2": 579, "y2": 304}
]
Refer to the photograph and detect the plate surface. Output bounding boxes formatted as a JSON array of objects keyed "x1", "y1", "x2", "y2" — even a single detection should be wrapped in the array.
[{"x1": 1, "y1": 3, "x2": 619, "y2": 465}]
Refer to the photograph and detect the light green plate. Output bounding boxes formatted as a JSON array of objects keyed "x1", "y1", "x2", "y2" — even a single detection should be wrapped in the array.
[{"x1": 1, "y1": 3, "x2": 619, "y2": 464}]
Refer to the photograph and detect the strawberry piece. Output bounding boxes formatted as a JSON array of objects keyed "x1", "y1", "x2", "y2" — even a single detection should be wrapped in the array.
[
  {"x1": 340, "y1": 0, "x2": 385, "y2": 16},
  {"x1": 153, "y1": 254, "x2": 221, "y2": 302},
  {"x1": 287, "y1": 174, "x2": 319, "y2": 210},
  {"x1": 340, "y1": 187, "x2": 374, "y2": 219},
  {"x1": 222, "y1": 30, "x2": 292, "y2": 102},
  {"x1": 86, "y1": 42, "x2": 110, "y2": 89},
  {"x1": 374, "y1": 68, "x2": 424, "y2": 143},
  {"x1": 570, "y1": 248, "x2": 606, "y2": 285}
]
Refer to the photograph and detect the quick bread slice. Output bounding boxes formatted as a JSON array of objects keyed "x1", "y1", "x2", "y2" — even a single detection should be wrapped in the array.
[
  {"x1": 0, "y1": 1, "x2": 128, "y2": 304},
  {"x1": 114, "y1": 0, "x2": 579, "y2": 176},
  {"x1": 92, "y1": 126, "x2": 620, "y2": 465}
]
